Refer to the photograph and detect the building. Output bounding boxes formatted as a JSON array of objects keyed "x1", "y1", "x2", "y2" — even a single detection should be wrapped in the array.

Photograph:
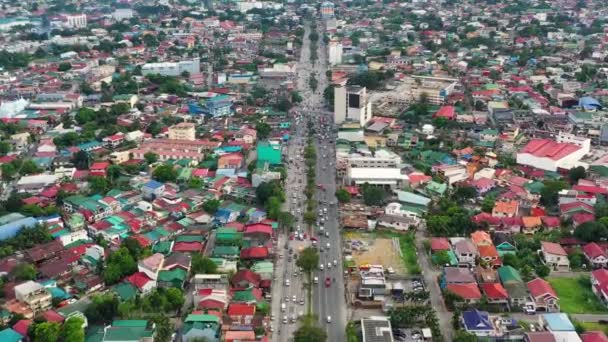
[
  {"x1": 328, "y1": 40, "x2": 342, "y2": 66},
  {"x1": 334, "y1": 86, "x2": 373, "y2": 126},
  {"x1": 256, "y1": 142, "x2": 282, "y2": 169},
  {"x1": 14, "y1": 281, "x2": 52, "y2": 314},
  {"x1": 404, "y1": 75, "x2": 458, "y2": 105},
  {"x1": 66, "y1": 14, "x2": 87, "y2": 28},
  {"x1": 346, "y1": 167, "x2": 409, "y2": 189},
  {"x1": 361, "y1": 316, "x2": 394, "y2": 342},
  {"x1": 320, "y1": 1, "x2": 335, "y2": 18},
  {"x1": 201, "y1": 95, "x2": 232, "y2": 118},
  {"x1": 129, "y1": 139, "x2": 208, "y2": 162},
  {"x1": 113, "y1": 8, "x2": 134, "y2": 21},
  {"x1": 101, "y1": 320, "x2": 154, "y2": 342},
  {"x1": 168, "y1": 122, "x2": 196, "y2": 141},
  {"x1": 142, "y1": 58, "x2": 200, "y2": 77},
  {"x1": 0, "y1": 213, "x2": 38, "y2": 241},
  {"x1": 346, "y1": 149, "x2": 402, "y2": 169},
  {"x1": 516, "y1": 133, "x2": 590, "y2": 172},
  {"x1": 539, "y1": 241, "x2": 570, "y2": 271}
]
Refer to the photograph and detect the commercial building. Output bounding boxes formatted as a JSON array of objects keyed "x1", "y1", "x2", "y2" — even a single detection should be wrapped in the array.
[
  {"x1": 168, "y1": 122, "x2": 196, "y2": 141},
  {"x1": 142, "y1": 58, "x2": 200, "y2": 77},
  {"x1": 328, "y1": 40, "x2": 343, "y2": 66},
  {"x1": 516, "y1": 132, "x2": 590, "y2": 171},
  {"x1": 361, "y1": 316, "x2": 394, "y2": 342},
  {"x1": 404, "y1": 75, "x2": 458, "y2": 105},
  {"x1": 200, "y1": 95, "x2": 233, "y2": 118},
  {"x1": 346, "y1": 149, "x2": 402, "y2": 169},
  {"x1": 129, "y1": 139, "x2": 208, "y2": 162},
  {"x1": 66, "y1": 14, "x2": 87, "y2": 28},
  {"x1": 320, "y1": 1, "x2": 335, "y2": 18},
  {"x1": 346, "y1": 167, "x2": 409, "y2": 189},
  {"x1": 334, "y1": 86, "x2": 373, "y2": 126}
]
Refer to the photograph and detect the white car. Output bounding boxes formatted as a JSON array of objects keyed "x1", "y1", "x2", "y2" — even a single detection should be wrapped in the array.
[
  {"x1": 326, "y1": 316, "x2": 332, "y2": 323},
  {"x1": 319, "y1": 264, "x2": 324, "y2": 270},
  {"x1": 292, "y1": 295, "x2": 297, "y2": 302},
  {"x1": 326, "y1": 242, "x2": 331, "y2": 248},
  {"x1": 327, "y1": 262, "x2": 332, "y2": 269},
  {"x1": 333, "y1": 260, "x2": 338, "y2": 266}
]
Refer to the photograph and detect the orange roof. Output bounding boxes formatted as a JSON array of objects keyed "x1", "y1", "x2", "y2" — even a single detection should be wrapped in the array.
[
  {"x1": 477, "y1": 245, "x2": 499, "y2": 259},
  {"x1": 493, "y1": 200, "x2": 518, "y2": 215},
  {"x1": 522, "y1": 216, "x2": 542, "y2": 228},
  {"x1": 470, "y1": 230, "x2": 492, "y2": 246}
]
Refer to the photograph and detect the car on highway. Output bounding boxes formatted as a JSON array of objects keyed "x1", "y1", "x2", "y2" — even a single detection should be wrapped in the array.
[
  {"x1": 325, "y1": 231, "x2": 329, "y2": 238},
  {"x1": 326, "y1": 316, "x2": 332, "y2": 323},
  {"x1": 325, "y1": 277, "x2": 331, "y2": 287},
  {"x1": 283, "y1": 316, "x2": 288, "y2": 324},
  {"x1": 319, "y1": 263, "x2": 324, "y2": 270},
  {"x1": 326, "y1": 242, "x2": 331, "y2": 248},
  {"x1": 314, "y1": 276, "x2": 318, "y2": 284},
  {"x1": 333, "y1": 259, "x2": 338, "y2": 266},
  {"x1": 327, "y1": 262, "x2": 332, "y2": 269},
  {"x1": 284, "y1": 279, "x2": 290, "y2": 286},
  {"x1": 292, "y1": 295, "x2": 297, "y2": 302}
]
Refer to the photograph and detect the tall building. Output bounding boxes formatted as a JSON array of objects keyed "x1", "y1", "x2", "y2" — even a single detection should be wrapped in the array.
[
  {"x1": 142, "y1": 58, "x2": 200, "y2": 77},
  {"x1": 334, "y1": 86, "x2": 373, "y2": 126},
  {"x1": 66, "y1": 14, "x2": 87, "y2": 28},
  {"x1": 328, "y1": 40, "x2": 342, "y2": 66},
  {"x1": 320, "y1": 1, "x2": 335, "y2": 18},
  {"x1": 168, "y1": 122, "x2": 196, "y2": 141}
]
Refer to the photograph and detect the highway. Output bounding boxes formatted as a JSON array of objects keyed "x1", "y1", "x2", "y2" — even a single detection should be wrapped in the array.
[{"x1": 271, "y1": 20, "x2": 346, "y2": 341}]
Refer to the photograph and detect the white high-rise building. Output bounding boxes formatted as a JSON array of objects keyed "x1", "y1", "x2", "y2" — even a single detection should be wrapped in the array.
[
  {"x1": 334, "y1": 86, "x2": 372, "y2": 126},
  {"x1": 328, "y1": 40, "x2": 342, "y2": 66},
  {"x1": 66, "y1": 14, "x2": 87, "y2": 28},
  {"x1": 142, "y1": 58, "x2": 200, "y2": 77}
]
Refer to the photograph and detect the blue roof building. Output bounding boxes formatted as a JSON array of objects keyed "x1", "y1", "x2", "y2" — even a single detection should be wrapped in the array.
[
  {"x1": 201, "y1": 95, "x2": 232, "y2": 118},
  {"x1": 579, "y1": 97, "x2": 602, "y2": 111},
  {"x1": 0, "y1": 213, "x2": 38, "y2": 241},
  {"x1": 462, "y1": 310, "x2": 493, "y2": 336},
  {"x1": 0, "y1": 328, "x2": 23, "y2": 342},
  {"x1": 540, "y1": 313, "x2": 575, "y2": 331}
]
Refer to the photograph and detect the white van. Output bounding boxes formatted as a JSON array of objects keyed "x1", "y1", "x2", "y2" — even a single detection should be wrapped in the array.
[
  {"x1": 284, "y1": 279, "x2": 290, "y2": 286},
  {"x1": 281, "y1": 302, "x2": 286, "y2": 312}
]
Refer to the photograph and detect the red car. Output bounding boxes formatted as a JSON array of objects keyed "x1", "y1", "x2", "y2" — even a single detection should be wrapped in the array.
[
  {"x1": 310, "y1": 236, "x2": 318, "y2": 242},
  {"x1": 325, "y1": 277, "x2": 331, "y2": 288},
  {"x1": 289, "y1": 234, "x2": 295, "y2": 240}
]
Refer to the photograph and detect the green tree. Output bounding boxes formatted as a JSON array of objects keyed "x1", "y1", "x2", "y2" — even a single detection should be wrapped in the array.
[
  {"x1": 335, "y1": 188, "x2": 351, "y2": 203},
  {"x1": 152, "y1": 164, "x2": 177, "y2": 182},
  {"x1": 1, "y1": 163, "x2": 16, "y2": 181},
  {"x1": 88, "y1": 176, "x2": 110, "y2": 194},
  {"x1": 454, "y1": 186, "x2": 477, "y2": 200},
  {"x1": 540, "y1": 180, "x2": 568, "y2": 207},
  {"x1": 202, "y1": 199, "x2": 221, "y2": 214},
  {"x1": 265, "y1": 196, "x2": 281, "y2": 219},
  {"x1": 61, "y1": 316, "x2": 85, "y2": 342},
  {"x1": 296, "y1": 247, "x2": 320, "y2": 273},
  {"x1": 255, "y1": 181, "x2": 283, "y2": 204},
  {"x1": 32, "y1": 322, "x2": 61, "y2": 342},
  {"x1": 11, "y1": 263, "x2": 37, "y2": 280},
  {"x1": 151, "y1": 314, "x2": 172, "y2": 342},
  {"x1": 165, "y1": 288, "x2": 185, "y2": 311},
  {"x1": 107, "y1": 165, "x2": 123, "y2": 183},
  {"x1": 453, "y1": 330, "x2": 478, "y2": 342},
  {"x1": 277, "y1": 211, "x2": 295, "y2": 231},
  {"x1": 362, "y1": 184, "x2": 387, "y2": 206},
  {"x1": 144, "y1": 152, "x2": 159, "y2": 164},
  {"x1": 574, "y1": 221, "x2": 608, "y2": 242},
  {"x1": 188, "y1": 177, "x2": 202, "y2": 189},
  {"x1": 294, "y1": 316, "x2": 327, "y2": 342},
  {"x1": 481, "y1": 196, "x2": 495, "y2": 213},
  {"x1": 255, "y1": 122, "x2": 271, "y2": 140},
  {"x1": 432, "y1": 250, "x2": 451, "y2": 266},
  {"x1": 146, "y1": 121, "x2": 162, "y2": 136},
  {"x1": 0, "y1": 141, "x2": 11, "y2": 156},
  {"x1": 303, "y1": 211, "x2": 316, "y2": 227},
  {"x1": 569, "y1": 166, "x2": 587, "y2": 184},
  {"x1": 72, "y1": 150, "x2": 90, "y2": 170},
  {"x1": 191, "y1": 254, "x2": 218, "y2": 274},
  {"x1": 58, "y1": 62, "x2": 72, "y2": 72}
]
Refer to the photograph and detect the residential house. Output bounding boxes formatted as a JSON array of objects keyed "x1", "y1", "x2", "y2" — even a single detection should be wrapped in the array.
[
  {"x1": 527, "y1": 278, "x2": 559, "y2": 312},
  {"x1": 492, "y1": 200, "x2": 519, "y2": 218},
  {"x1": 138, "y1": 253, "x2": 165, "y2": 280},
  {"x1": 14, "y1": 281, "x2": 52, "y2": 314},
  {"x1": 182, "y1": 314, "x2": 220, "y2": 342},
  {"x1": 479, "y1": 283, "x2": 509, "y2": 307},
  {"x1": 583, "y1": 243, "x2": 608, "y2": 268},
  {"x1": 498, "y1": 266, "x2": 528, "y2": 307},
  {"x1": 539, "y1": 241, "x2": 570, "y2": 271},
  {"x1": 441, "y1": 267, "x2": 476, "y2": 288},
  {"x1": 226, "y1": 303, "x2": 255, "y2": 326},
  {"x1": 452, "y1": 239, "x2": 479, "y2": 267},
  {"x1": 591, "y1": 268, "x2": 608, "y2": 305},
  {"x1": 101, "y1": 320, "x2": 155, "y2": 342},
  {"x1": 461, "y1": 310, "x2": 494, "y2": 337},
  {"x1": 142, "y1": 180, "x2": 165, "y2": 199}
]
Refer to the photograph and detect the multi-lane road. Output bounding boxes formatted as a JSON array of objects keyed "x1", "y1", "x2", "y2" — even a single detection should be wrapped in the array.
[{"x1": 271, "y1": 20, "x2": 346, "y2": 342}]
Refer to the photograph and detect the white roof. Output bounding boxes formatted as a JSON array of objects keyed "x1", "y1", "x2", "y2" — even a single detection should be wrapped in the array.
[
  {"x1": 348, "y1": 168, "x2": 409, "y2": 181},
  {"x1": 17, "y1": 174, "x2": 59, "y2": 186},
  {"x1": 15, "y1": 280, "x2": 43, "y2": 294}
]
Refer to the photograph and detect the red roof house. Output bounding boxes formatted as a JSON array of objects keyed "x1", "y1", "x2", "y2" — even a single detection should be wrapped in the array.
[
  {"x1": 89, "y1": 162, "x2": 110, "y2": 177},
  {"x1": 527, "y1": 278, "x2": 559, "y2": 312},
  {"x1": 583, "y1": 243, "x2": 608, "y2": 269},
  {"x1": 430, "y1": 237, "x2": 450, "y2": 252},
  {"x1": 479, "y1": 283, "x2": 509, "y2": 303},
  {"x1": 433, "y1": 105, "x2": 456, "y2": 120},
  {"x1": 446, "y1": 283, "x2": 482, "y2": 302},
  {"x1": 240, "y1": 247, "x2": 269, "y2": 260}
]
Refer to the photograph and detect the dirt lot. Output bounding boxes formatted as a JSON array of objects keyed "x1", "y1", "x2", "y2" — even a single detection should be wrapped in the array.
[{"x1": 343, "y1": 231, "x2": 406, "y2": 275}]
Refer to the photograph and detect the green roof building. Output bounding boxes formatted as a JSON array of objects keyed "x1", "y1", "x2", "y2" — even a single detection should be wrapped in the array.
[
  {"x1": 212, "y1": 245, "x2": 240, "y2": 258},
  {"x1": 102, "y1": 320, "x2": 154, "y2": 342},
  {"x1": 183, "y1": 314, "x2": 220, "y2": 342},
  {"x1": 256, "y1": 142, "x2": 282, "y2": 168},
  {"x1": 498, "y1": 265, "x2": 522, "y2": 284},
  {"x1": 215, "y1": 227, "x2": 242, "y2": 246},
  {"x1": 113, "y1": 283, "x2": 138, "y2": 301},
  {"x1": 158, "y1": 268, "x2": 188, "y2": 288}
]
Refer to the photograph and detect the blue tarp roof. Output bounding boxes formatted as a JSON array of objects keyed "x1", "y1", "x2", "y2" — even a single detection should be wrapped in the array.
[
  {"x1": 579, "y1": 97, "x2": 602, "y2": 110},
  {"x1": 542, "y1": 313, "x2": 575, "y2": 331},
  {"x1": 144, "y1": 180, "x2": 164, "y2": 189}
]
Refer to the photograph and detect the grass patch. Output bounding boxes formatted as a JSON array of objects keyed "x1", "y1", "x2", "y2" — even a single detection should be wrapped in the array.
[
  {"x1": 399, "y1": 233, "x2": 421, "y2": 275},
  {"x1": 579, "y1": 322, "x2": 608, "y2": 335},
  {"x1": 548, "y1": 276, "x2": 608, "y2": 314}
]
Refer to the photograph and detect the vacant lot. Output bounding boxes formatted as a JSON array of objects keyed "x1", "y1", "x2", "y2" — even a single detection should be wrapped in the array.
[
  {"x1": 548, "y1": 276, "x2": 608, "y2": 314},
  {"x1": 343, "y1": 231, "x2": 406, "y2": 275}
]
